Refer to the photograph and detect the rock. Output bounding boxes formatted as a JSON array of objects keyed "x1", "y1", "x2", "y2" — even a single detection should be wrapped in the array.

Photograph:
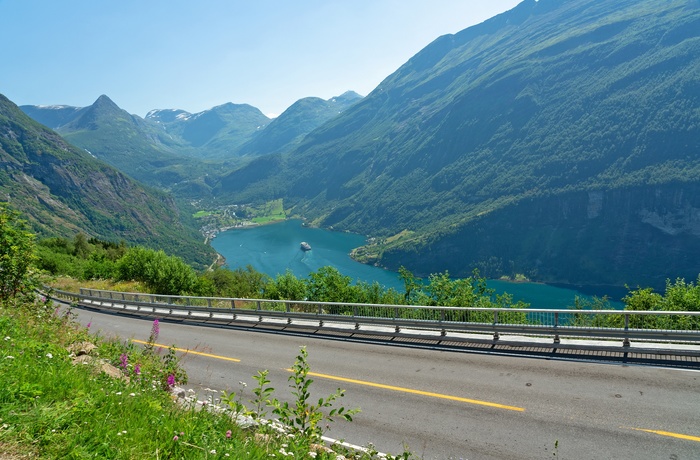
[{"x1": 67, "y1": 341, "x2": 97, "y2": 356}]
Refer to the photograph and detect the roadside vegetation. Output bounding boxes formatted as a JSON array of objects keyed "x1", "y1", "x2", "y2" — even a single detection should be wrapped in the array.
[
  {"x1": 1, "y1": 204, "x2": 413, "y2": 459},
  {"x1": 2, "y1": 203, "x2": 699, "y2": 457}
]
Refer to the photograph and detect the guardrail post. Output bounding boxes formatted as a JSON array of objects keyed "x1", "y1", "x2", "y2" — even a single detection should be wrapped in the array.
[
  {"x1": 286, "y1": 304, "x2": 292, "y2": 325},
  {"x1": 440, "y1": 310, "x2": 446, "y2": 336},
  {"x1": 257, "y1": 301, "x2": 263, "y2": 322},
  {"x1": 553, "y1": 312, "x2": 560, "y2": 344},
  {"x1": 493, "y1": 311, "x2": 500, "y2": 341},
  {"x1": 318, "y1": 304, "x2": 324, "y2": 327},
  {"x1": 354, "y1": 306, "x2": 360, "y2": 330},
  {"x1": 623, "y1": 313, "x2": 631, "y2": 347}
]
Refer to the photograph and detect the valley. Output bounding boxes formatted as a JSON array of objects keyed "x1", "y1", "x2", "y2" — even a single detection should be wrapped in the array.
[{"x1": 5, "y1": 0, "x2": 700, "y2": 292}]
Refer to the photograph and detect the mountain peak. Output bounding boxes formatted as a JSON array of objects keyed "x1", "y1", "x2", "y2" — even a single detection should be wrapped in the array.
[
  {"x1": 92, "y1": 94, "x2": 120, "y2": 110},
  {"x1": 330, "y1": 91, "x2": 363, "y2": 104}
]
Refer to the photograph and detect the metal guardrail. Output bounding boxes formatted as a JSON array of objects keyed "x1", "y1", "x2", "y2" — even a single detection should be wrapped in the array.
[{"x1": 44, "y1": 288, "x2": 700, "y2": 352}]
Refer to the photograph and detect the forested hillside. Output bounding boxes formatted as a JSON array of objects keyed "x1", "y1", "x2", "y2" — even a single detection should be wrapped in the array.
[
  {"x1": 0, "y1": 94, "x2": 214, "y2": 268},
  {"x1": 215, "y1": 0, "x2": 700, "y2": 288}
]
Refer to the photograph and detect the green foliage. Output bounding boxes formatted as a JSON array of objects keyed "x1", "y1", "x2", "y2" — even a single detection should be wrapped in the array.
[
  {"x1": 271, "y1": 347, "x2": 359, "y2": 443},
  {"x1": 306, "y1": 266, "x2": 354, "y2": 303},
  {"x1": 352, "y1": 280, "x2": 404, "y2": 305},
  {"x1": 35, "y1": 234, "x2": 125, "y2": 280},
  {"x1": 419, "y1": 269, "x2": 492, "y2": 307},
  {"x1": 264, "y1": 269, "x2": 308, "y2": 300},
  {"x1": 622, "y1": 276, "x2": 700, "y2": 329},
  {"x1": 1, "y1": 295, "x2": 395, "y2": 459},
  {"x1": 199, "y1": 265, "x2": 270, "y2": 298},
  {"x1": 0, "y1": 204, "x2": 36, "y2": 301},
  {"x1": 116, "y1": 247, "x2": 199, "y2": 295},
  {"x1": 398, "y1": 266, "x2": 421, "y2": 303}
]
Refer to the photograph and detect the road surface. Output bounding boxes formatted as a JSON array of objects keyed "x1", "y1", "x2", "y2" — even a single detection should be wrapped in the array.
[{"x1": 66, "y1": 305, "x2": 700, "y2": 459}]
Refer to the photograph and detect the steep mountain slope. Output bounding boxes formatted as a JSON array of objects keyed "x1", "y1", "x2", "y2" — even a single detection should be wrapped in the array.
[
  {"x1": 0, "y1": 94, "x2": 214, "y2": 268},
  {"x1": 236, "y1": 91, "x2": 362, "y2": 157},
  {"x1": 217, "y1": 0, "x2": 700, "y2": 288}
]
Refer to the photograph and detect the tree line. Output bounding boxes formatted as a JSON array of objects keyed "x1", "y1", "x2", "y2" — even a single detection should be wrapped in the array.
[{"x1": 2, "y1": 204, "x2": 699, "y2": 329}]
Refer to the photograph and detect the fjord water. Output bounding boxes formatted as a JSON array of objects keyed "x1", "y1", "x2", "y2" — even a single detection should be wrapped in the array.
[{"x1": 211, "y1": 220, "x2": 625, "y2": 309}]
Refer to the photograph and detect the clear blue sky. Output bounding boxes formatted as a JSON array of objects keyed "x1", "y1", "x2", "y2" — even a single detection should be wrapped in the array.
[{"x1": 1, "y1": 0, "x2": 521, "y2": 118}]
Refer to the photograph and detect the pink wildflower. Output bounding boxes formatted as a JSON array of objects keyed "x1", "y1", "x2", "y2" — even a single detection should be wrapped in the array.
[
  {"x1": 119, "y1": 353, "x2": 128, "y2": 370},
  {"x1": 149, "y1": 318, "x2": 160, "y2": 343}
]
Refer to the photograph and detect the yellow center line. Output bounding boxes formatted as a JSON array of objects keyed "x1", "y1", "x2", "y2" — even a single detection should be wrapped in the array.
[
  {"x1": 287, "y1": 369, "x2": 525, "y2": 412},
  {"x1": 628, "y1": 427, "x2": 700, "y2": 443},
  {"x1": 131, "y1": 339, "x2": 241, "y2": 363}
]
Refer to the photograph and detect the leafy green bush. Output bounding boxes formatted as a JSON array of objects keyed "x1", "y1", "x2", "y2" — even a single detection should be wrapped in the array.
[
  {"x1": 116, "y1": 246, "x2": 199, "y2": 295},
  {"x1": 0, "y1": 204, "x2": 36, "y2": 302},
  {"x1": 200, "y1": 265, "x2": 270, "y2": 298}
]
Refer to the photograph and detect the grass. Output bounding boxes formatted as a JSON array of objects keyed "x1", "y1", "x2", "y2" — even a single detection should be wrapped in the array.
[
  {"x1": 0, "y1": 294, "x2": 411, "y2": 459},
  {"x1": 47, "y1": 276, "x2": 145, "y2": 294}
]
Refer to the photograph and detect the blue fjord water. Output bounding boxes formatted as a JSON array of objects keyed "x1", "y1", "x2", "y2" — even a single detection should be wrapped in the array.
[{"x1": 211, "y1": 219, "x2": 625, "y2": 309}]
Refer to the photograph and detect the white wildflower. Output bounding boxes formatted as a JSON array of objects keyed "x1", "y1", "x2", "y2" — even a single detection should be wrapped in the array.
[{"x1": 46, "y1": 353, "x2": 53, "y2": 359}]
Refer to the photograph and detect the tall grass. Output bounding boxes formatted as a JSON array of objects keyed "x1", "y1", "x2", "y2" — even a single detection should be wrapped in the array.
[{"x1": 0, "y1": 296, "x2": 409, "y2": 459}]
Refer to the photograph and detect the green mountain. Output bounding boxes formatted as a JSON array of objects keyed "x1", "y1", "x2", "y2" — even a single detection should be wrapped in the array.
[
  {"x1": 236, "y1": 91, "x2": 362, "y2": 157},
  {"x1": 1, "y1": 94, "x2": 214, "y2": 269},
  {"x1": 22, "y1": 94, "x2": 361, "y2": 194},
  {"x1": 217, "y1": 0, "x2": 700, "y2": 289},
  {"x1": 146, "y1": 103, "x2": 271, "y2": 160},
  {"x1": 22, "y1": 95, "x2": 213, "y2": 191}
]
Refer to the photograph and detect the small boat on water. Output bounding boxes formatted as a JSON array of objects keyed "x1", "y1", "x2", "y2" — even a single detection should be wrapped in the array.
[{"x1": 300, "y1": 241, "x2": 312, "y2": 251}]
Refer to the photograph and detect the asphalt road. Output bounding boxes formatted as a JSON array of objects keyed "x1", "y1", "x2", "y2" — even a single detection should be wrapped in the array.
[{"x1": 65, "y1": 305, "x2": 700, "y2": 460}]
